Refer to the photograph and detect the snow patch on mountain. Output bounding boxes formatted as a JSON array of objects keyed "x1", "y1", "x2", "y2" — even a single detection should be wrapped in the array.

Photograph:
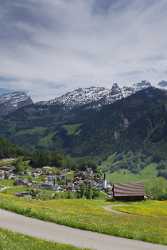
[
  {"x1": 0, "y1": 91, "x2": 33, "y2": 115},
  {"x1": 42, "y1": 80, "x2": 153, "y2": 108},
  {"x1": 49, "y1": 86, "x2": 111, "y2": 106}
]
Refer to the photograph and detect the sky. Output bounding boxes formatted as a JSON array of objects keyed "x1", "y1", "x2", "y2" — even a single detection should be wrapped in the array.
[{"x1": 0, "y1": 0, "x2": 167, "y2": 101}]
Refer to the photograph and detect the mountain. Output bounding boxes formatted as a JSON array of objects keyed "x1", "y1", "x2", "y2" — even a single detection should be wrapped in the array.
[
  {"x1": 1, "y1": 86, "x2": 167, "y2": 164},
  {"x1": 0, "y1": 82, "x2": 167, "y2": 175},
  {"x1": 158, "y1": 81, "x2": 167, "y2": 88},
  {"x1": 0, "y1": 81, "x2": 151, "y2": 117},
  {"x1": 0, "y1": 91, "x2": 33, "y2": 116},
  {"x1": 40, "y1": 80, "x2": 152, "y2": 108},
  {"x1": 132, "y1": 80, "x2": 151, "y2": 91}
]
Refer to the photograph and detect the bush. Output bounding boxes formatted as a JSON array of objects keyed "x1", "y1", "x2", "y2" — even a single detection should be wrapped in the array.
[{"x1": 145, "y1": 177, "x2": 167, "y2": 200}]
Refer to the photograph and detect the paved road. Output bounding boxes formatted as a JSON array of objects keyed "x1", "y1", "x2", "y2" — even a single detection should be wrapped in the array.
[{"x1": 0, "y1": 209, "x2": 166, "y2": 250}]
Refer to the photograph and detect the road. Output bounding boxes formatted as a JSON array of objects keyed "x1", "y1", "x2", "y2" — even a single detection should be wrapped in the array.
[{"x1": 0, "y1": 209, "x2": 166, "y2": 250}]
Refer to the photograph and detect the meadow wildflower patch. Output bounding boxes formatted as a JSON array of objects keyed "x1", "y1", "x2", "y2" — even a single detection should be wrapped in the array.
[{"x1": 0, "y1": 194, "x2": 167, "y2": 245}]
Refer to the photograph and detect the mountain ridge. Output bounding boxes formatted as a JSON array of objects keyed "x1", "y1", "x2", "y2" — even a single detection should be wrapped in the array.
[
  {"x1": 39, "y1": 80, "x2": 152, "y2": 108},
  {"x1": 0, "y1": 91, "x2": 33, "y2": 116},
  {"x1": 1, "y1": 86, "x2": 167, "y2": 160},
  {"x1": 0, "y1": 80, "x2": 164, "y2": 115},
  {"x1": 1, "y1": 83, "x2": 167, "y2": 169}
]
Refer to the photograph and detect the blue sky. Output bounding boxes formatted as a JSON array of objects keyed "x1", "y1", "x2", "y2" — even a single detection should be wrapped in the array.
[{"x1": 0, "y1": 0, "x2": 167, "y2": 101}]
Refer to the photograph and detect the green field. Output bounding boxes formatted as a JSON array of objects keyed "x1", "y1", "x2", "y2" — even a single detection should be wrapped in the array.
[
  {"x1": 15, "y1": 127, "x2": 47, "y2": 136},
  {"x1": 63, "y1": 124, "x2": 81, "y2": 136},
  {"x1": 0, "y1": 179, "x2": 14, "y2": 187},
  {"x1": 114, "y1": 200, "x2": 167, "y2": 217},
  {"x1": 38, "y1": 133, "x2": 55, "y2": 147},
  {"x1": 106, "y1": 164, "x2": 158, "y2": 182},
  {"x1": 0, "y1": 228, "x2": 88, "y2": 250},
  {"x1": 0, "y1": 194, "x2": 167, "y2": 245},
  {"x1": 0, "y1": 158, "x2": 16, "y2": 167}
]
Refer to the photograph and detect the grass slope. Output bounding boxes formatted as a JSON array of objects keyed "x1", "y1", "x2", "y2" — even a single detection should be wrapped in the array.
[
  {"x1": 15, "y1": 127, "x2": 47, "y2": 136},
  {"x1": 106, "y1": 164, "x2": 158, "y2": 183},
  {"x1": 0, "y1": 194, "x2": 167, "y2": 245},
  {"x1": 63, "y1": 124, "x2": 81, "y2": 136},
  {"x1": 0, "y1": 228, "x2": 88, "y2": 250},
  {"x1": 114, "y1": 200, "x2": 167, "y2": 217}
]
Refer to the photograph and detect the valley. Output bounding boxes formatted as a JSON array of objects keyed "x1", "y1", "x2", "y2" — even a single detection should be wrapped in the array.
[
  {"x1": 1, "y1": 1, "x2": 167, "y2": 249},
  {"x1": 0, "y1": 83, "x2": 167, "y2": 249}
]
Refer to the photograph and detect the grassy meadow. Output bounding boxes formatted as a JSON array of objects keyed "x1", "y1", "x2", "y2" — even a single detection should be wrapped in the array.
[
  {"x1": 1, "y1": 160, "x2": 167, "y2": 246},
  {"x1": 63, "y1": 124, "x2": 81, "y2": 136},
  {"x1": 106, "y1": 164, "x2": 158, "y2": 183},
  {"x1": 0, "y1": 194, "x2": 167, "y2": 245},
  {"x1": 0, "y1": 228, "x2": 88, "y2": 250},
  {"x1": 114, "y1": 200, "x2": 167, "y2": 217}
]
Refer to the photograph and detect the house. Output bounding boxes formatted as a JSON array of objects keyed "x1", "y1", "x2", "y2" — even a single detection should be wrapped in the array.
[
  {"x1": 15, "y1": 179, "x2": 32, "y2": 187},
  {"x1": 0, "y1": 166, "x2": 15, "y2": 172},
  {"x1": 0, "y1": 166, "x2": 15, "y2": 179},
  {"x1": 15, "y1": 191, "x2": 32, "y2": 198},
  {"x1": 40, "y1": 182, "x2": 60, "y2": 191},
  {"x1": 42, "y1": 166, "x2": 53, "y2": 175},
  {"x1": 112, "y1": 182, "x2": 145, "y2": 201},
  {"x1": 8, "y1": 173, "x2": 16, "y2": 180},
  {"x1": 66, "y1": 183, "x2": 75, "y2": 192},
  {"x1": 32, "y1": 168, "x2": 42, "y2": 177}
]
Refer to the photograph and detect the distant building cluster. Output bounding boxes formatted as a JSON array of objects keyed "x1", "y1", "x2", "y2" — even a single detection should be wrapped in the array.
[{"x1": 0, "y1": 162, "x2": 145, "y2": 201}]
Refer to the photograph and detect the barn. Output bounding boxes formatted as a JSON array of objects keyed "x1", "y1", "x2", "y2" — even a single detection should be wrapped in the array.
[{"x1": 112, "y1": 182, "x2": 145, "y2": 201}]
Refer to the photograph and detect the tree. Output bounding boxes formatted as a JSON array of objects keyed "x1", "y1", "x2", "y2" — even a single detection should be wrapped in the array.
[
  {"x1": 85, "y1": 185, "x2": 93, "y2": 199},
  {"x1": 31, "y1": 151, "x2": 49, "y2": 168},
  {"x1": 0, "y1": 138, "x2": 22, "y2": 159},
  {"x1": 14, "y1": 158, "x2": 29, "y2": 174},
  {"x1": 77, "y1": 158, "x2": 97, "y2": 171},
  {"x1": 92, "y1": 188, "x2": 100, "y2": 199},
  {"x1": 77, "y1": 183, "x2": 86, "y2": 198},
  {"x1": 62, "y1": 155, "x2": 76, "y2": 170},
  {"x1": 158, "y1": 170, "x2": 167, "y2": 179},
  {"x1": 49, "y1": 152, "x2": 63, "y2": 167}
]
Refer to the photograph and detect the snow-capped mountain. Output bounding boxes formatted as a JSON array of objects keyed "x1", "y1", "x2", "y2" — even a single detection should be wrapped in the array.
[
  {"x1": 42, "y1": 80, "x2": 152, "y2": 108},
  {"x1": 48, "y1": 86, "x2": 111, "y2": 106},
  {"x1": 133, "y1": 81, "x2": 152, "y2": 92},
  {"x1": 122, "y1": 81, "x2": 151, "y2": 98},
  {"x1": 122, "y1": 86, "x2": 135, "y2": 97},
  {"x1": 158, "y1": 81, "x2": 167, "y2": 89},
  {"x1": 0, "y1": 91, "x2": 33, "y2": 116}
]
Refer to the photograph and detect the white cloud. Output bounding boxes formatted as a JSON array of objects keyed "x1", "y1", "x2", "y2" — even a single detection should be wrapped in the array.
[{"x1": 0, "y1": 0, "x2": 167, "y2": 101}]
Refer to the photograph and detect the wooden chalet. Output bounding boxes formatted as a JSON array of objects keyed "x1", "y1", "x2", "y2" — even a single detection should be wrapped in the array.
[{"x1": 112, "y1": 182, "x2": 145, "y2": 201}]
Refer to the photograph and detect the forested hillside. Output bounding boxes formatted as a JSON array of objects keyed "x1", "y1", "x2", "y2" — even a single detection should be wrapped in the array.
[
  {"x1": 0, "y1": 87, "x2": 167, "y2": 174},
  {"x1": 0, "y1": 138, "x2": 22, "y2": 158}
]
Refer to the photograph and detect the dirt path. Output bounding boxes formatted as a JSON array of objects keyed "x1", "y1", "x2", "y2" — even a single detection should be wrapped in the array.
[
  {"x1": 0, "y1": 186, "x2": 10, "y2": 192},
  {"x1": 0, "y1": 209, "x2": 166, "y2": 250},
  {"x1": 103, "y1": 204, "x2": 129, "y2": 215}
]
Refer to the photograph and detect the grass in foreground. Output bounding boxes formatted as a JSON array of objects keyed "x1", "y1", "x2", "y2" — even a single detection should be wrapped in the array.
[
  {"x1": 0, "y1": 194, "x2": 167, "y2": 245},
  {"x1": 0, "y1": 228, "x2": 88, "y2": 250}
]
